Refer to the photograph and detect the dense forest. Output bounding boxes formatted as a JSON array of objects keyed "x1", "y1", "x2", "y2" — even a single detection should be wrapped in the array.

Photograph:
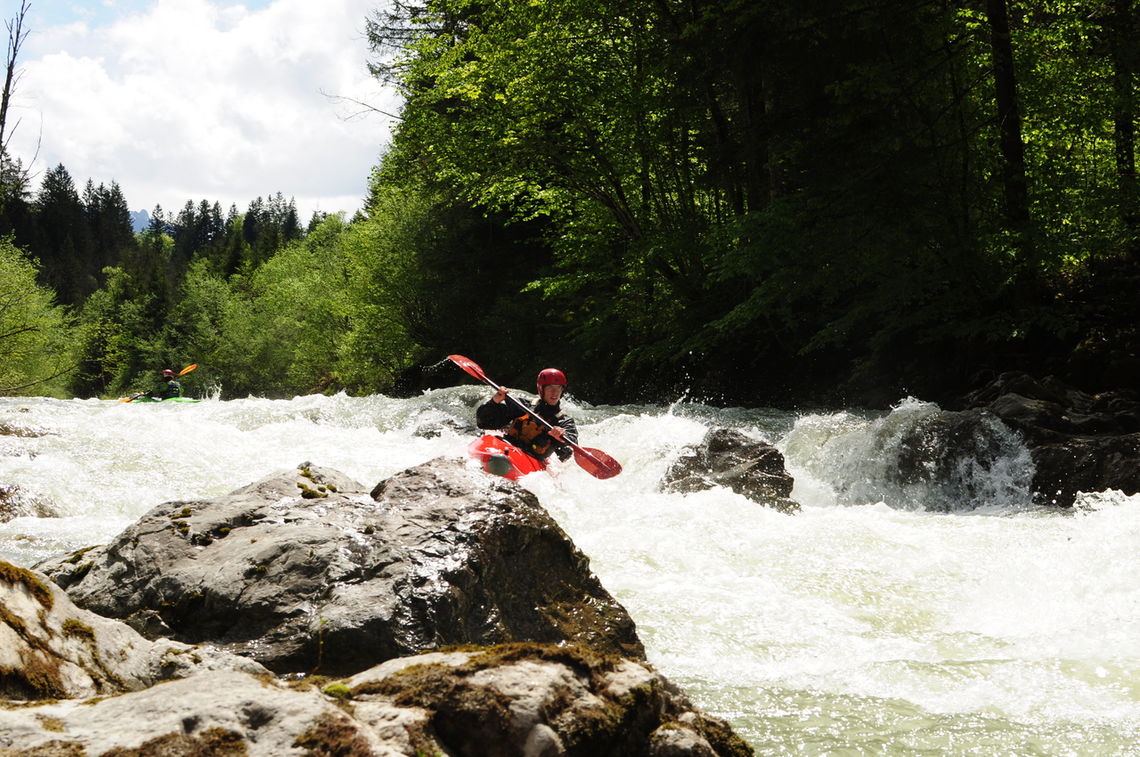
[{"x1": 2, "y1": 0, "x2": 1138, "y2": 407}]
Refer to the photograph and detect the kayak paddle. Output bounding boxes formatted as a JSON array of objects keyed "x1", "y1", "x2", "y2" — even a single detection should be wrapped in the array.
[{"x1": 448, "y1": 354, "x2": 622, "y2": 479}]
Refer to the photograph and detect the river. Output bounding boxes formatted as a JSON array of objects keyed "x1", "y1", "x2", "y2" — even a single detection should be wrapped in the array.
[{"x1": 1, "y1": 388, "x2": 1138, "y2": 755}]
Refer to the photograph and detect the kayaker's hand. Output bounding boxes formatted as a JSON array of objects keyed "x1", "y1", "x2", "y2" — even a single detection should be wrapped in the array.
[
  {"x1": 492, "y1": 388, "x2": 509, "y2": 403},
  {"x1": 548, "y1": 426, "x2": 565, "y2": 441}
]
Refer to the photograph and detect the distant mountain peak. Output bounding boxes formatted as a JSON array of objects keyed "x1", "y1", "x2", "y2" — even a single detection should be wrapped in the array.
[{"x1": 130, "y1": 209, "x2": 150, "y2": 232}]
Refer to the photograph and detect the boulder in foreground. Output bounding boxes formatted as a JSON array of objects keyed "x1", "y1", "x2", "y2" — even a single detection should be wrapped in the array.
[
  {"x1": 0, "y1": 560, "x2": 266, "y2": 701},
  {"x1": 36, "y1": 458, "x2": 644, "y2": 676},
  {"x1": 0, "y1": 644, "x2": 752, "y2": 756}
]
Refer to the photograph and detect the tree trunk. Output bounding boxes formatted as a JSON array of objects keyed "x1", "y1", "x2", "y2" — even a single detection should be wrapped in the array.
[
  {"x1": 1109, "y1": 0, "x2": 1138, "y2": 258},
  {"x1": 985, "y1": 0, "x2": 1032, "y2": 238},
  {"x1": 1, "y1": 1, "x2": 31, "y2": 154}
]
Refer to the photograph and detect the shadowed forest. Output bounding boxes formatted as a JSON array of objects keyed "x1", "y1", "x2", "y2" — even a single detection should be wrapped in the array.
[{"x1": 2, "y1": 0, "x2": 1138, "y2": 407}]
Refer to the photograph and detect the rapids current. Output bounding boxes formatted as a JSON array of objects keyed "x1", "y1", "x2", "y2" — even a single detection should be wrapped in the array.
[{"x1": 1, "y1": 389, "x2": 1138, "y2": 755}]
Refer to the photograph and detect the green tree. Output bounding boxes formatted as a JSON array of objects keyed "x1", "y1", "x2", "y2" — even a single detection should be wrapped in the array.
[
  {"x1": 34, "y1": 163, "x2": 92, "y2": 304},
  {"x1": 0, "y1": 237, "x2": 75, "y2": 396},
  {"x1": 368, "y1": 0, "x2": 1018, "y2": 400},
  {"x1": 84, "y1": 180, "x2": 136, "y2": 279}
]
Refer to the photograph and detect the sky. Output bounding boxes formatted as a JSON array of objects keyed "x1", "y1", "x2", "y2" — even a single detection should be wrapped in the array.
[{"x1": 6, "y1": 0, "x2": 400, "y2": 221}]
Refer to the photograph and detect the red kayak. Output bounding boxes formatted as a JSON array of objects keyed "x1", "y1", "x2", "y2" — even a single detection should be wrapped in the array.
[{"x1": 468, "y1": 435, "x2": 546, "y2": 480}]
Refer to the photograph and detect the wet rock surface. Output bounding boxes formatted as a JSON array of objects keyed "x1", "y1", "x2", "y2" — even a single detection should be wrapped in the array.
[
  {"x1": 35, "y1": 458, "x2": 644, "y2": 676},
  {"x1": 662, "y1": 428, "x2": 800, "y2": 513},
  {"x1": 961, "y1": 372, "x2": 1140, "y2": 506},
  {"x1": 0, "y1": 645, "x2": 752, "y2": 756},
  {"x1": 0, "y1": 484, "x2": 58, "y2": 522},
  {"x1": 0, "y1": 560, "x2": 266, "y2": 701}
]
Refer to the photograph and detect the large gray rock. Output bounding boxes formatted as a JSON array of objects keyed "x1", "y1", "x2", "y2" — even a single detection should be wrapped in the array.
[
  {"x1": 36, "y1": 459, "x2": 644, "y2": 676},
  {"x1": 0, "y1": 560, "x2": 267, "y2": 701},
  {"x1": 662, "y1": 428, "x2": 800, "y2": 513},
  {"x1": 0, "y1": 645, "x2": 753, "y2": 756},
  {"x1": 961, "y1": 372, "x2": 1140, "y2": 506}
]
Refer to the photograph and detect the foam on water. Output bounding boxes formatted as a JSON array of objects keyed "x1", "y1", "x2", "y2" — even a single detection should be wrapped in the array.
[{"x1": 2, "y1": 391, "x2": 1138, "y2": 754}]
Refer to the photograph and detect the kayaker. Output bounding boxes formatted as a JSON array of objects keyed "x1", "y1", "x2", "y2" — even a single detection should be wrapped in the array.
[
  {"x1": 146, "y1": 369, "x2": 183, "y2": 400},
  {"x1": 476, "y1": 368, "x2": 579, "y2": 462}
]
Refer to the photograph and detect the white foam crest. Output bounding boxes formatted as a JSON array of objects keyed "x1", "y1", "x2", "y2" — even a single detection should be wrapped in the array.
[{"x1": 781, "y1": 398, "x2": 1034, "y2": 512}]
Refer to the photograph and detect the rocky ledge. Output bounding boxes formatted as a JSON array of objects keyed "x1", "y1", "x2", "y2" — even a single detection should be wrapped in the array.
[
  {"x1": 2, "y1": 457, "x2": 752, "y2": 756},
  {"x1": 960, "y1": 372, "x2": 1140, "y2": 507}
]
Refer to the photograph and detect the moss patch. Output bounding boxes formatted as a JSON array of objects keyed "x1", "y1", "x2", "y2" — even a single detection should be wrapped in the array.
[
  {"x1": 97, "y1": 727, "x2": 247, "y2": 756},
  {"x1": 4, "y1": 741, "x2": 86, "y2": 756},
  {"x1": 0, "y1": 561, "x2": 54, "y2": 610},
  {"x1": 61, "y1": 619, "x2": 95, "y2": 641},
  {"x1": 350, "y1": 643, "x2": 643, "y2": 753},
  {"x1": 296, "y1": 481, "x2": 328, "y2": 499},
  {"x1": 690, "y1": 713, "x2": 755, "y2": 757},
  {"x1": 292, "y1": 712, "x2": 372, "y2": 756},
  {"x1": 62, "y1": 546, "x2": 99, "y2": 565},
  {"x1": 321, "y1": 682, "x2": 352, "y2": 700},
  {"x1": 0, "y1": 652, "x2": 68, "y2": 701},
  {"x1": 35, "y1": 714, "x2": 67, "y2": 732}
]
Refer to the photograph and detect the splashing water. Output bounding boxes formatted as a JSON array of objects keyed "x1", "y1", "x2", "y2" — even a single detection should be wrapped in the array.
[{"x1": 2, "y1": 390, "x2": 1138, "y2": 754}]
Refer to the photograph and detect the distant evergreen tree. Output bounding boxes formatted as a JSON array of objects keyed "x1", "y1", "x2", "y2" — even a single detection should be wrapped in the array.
[
  {"x1": 281, "y1": 196, "x2": 302, "y2": 242},
  {"x1": 204, "y1": 200, "x2": 224, "y2": 248},
  {"x1": 83, "y1": 180, "x2": 136, "y2": 279},
  {"x1": 34, "y1": 163, "x2": 92, "y2": 304},
  {"x1": 243, "y1": 196, "x2": 263, "y2": 247},
  {"x1": 173, "y1": 200, "x2": 199, "y2": 263},
  {"x1": 307, "y1": 211, "x2": 328, "y2": 233},
  {"x1": 147, "y1": 204, "x2": 169, "y2": 235}
]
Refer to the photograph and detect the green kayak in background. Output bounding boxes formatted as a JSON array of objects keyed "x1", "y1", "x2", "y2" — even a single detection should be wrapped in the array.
[{"x1": 119, "y1": 396, "x2": 201, "y2": 403}]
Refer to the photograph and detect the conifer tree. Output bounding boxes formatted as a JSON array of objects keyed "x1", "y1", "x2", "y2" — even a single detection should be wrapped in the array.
[{"x1": 34, "y1": 163, "x2": 91, "y2": 303}]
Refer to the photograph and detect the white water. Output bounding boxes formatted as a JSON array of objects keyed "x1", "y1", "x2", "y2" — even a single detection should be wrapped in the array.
[{"x1": 2, "y1": 390, "x2": 1138, "y2": 755}]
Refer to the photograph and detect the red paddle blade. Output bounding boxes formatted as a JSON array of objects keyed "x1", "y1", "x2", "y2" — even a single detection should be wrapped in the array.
[
  {"x1": 573, "y1": 447, "x2": 623, "y2": 479},
  {"x1": 178, "y1": 363, "x2": 199, "y2": 376},
  {"x1": 448, "y1": 354, "x2": 489, "y2": 383}
]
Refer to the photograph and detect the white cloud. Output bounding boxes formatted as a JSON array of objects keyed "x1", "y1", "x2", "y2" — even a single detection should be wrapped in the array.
[{"x1": 9, "y1": 0, "x2": 399, "y2": 220}]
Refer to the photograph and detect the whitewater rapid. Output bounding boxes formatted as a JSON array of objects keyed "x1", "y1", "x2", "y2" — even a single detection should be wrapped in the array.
[{"x1": 2, "y1": 389, "x2": 1138, "y2": 754}]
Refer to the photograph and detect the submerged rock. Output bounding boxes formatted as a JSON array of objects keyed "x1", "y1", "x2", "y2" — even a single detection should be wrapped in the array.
[
  {"x1": 662, "y1": 428, "x2": 800, "y2": 513},
  {"x1": 0, "y1": 419, "x2": 52, "y2": 439},
  {"x1": 0, "y1": 644, "x2": 753, "y2": 756},
  {"x1": 0, "y1": 483, "x2": 58, "y2": 522},
  {"x1": 36, "y1": 458, "x2": 644, "y2": 676},
  {"x1": 0, "y1": 560, "x2": 266, "y2": 701},
  {"x1": 961, "y1": 372, "x2": 1140, "y2": 506},
  {"x1": 882, "y1": 407, "x2": 1033, "y2": 512}
]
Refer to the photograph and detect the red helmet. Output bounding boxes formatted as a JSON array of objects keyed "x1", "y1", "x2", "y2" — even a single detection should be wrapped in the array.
[
  {"x1": 536, "y1": 368, "x2": 567, "y2": 389},
  {"x1": 162, "y1": 369, "x2": 175, "y2": 378}
]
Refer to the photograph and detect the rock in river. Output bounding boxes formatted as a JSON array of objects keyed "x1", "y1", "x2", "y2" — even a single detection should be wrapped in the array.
[{"x1": 35, "y1": 458, "x2": 644, "y2": 676}]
